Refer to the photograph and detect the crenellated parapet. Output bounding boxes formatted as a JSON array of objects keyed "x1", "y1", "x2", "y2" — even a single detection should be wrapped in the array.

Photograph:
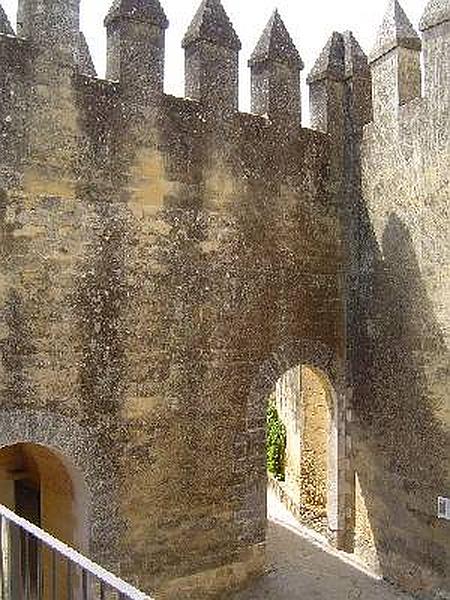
[
  {"x1": 0, "y1": 0, "x2": 448, "y2": 136},
  {"x1": 0, "y1": 0, "x2": 306, "y2": 139},
  {"x1": 367, "y1": 0, "x2": 449, "y2": 127},
  {"x1": 4, "y1": 0, "x2": 449, "y2": 204},
  {"x1": 0, "y1": 0, "x2": 447, "y2": 229}
]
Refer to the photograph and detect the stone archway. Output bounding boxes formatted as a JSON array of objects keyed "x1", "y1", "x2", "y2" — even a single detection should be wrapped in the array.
[
  {"x1": 0, "y1": 409, "x2": 119, "y2": 566},
  {"x1": 274, "y1": 363, "x2": 340, "y2": 541},
  {"x1": 0, "y1": 441, "x2": 90, "y2": 600},
  {"x1": 238, "y1": 339, "x2": 350, "y2": 550},
  {"x1": 0, "y1": 442, "x2": 87, "y2": 549}
]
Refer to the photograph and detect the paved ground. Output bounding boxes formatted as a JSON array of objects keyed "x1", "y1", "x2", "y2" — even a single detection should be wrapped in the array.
[{"x1": 232, "y1": 491, "x2": 413, "y2": 600}]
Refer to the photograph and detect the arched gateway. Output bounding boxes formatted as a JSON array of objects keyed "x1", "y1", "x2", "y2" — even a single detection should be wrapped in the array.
[{"x1": 240, "y1": 340, "x2": 350, "y2": 551}]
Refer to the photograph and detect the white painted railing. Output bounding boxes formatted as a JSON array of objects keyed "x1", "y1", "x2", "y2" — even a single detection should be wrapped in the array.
[{"x1": 0, "y1": 503, "x2": 152, "y2": 600}]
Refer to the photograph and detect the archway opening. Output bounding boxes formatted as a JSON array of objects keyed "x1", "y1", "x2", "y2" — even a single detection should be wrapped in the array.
[
  {"x1": 267, "y1": 364, "x2": 337, "y2": 540},
  {"x1": 0, "y1": 443, "x2": 87, "y2": 599}
]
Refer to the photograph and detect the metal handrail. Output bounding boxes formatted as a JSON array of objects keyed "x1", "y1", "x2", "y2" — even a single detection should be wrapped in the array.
[{"x1": 0, "y1": 503, "x2": 152, "y2": 599}]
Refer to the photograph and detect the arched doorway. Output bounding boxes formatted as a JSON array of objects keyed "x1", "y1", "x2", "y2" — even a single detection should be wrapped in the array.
[
  {"x1": 0, "y1": 443, "x2": 87, "y2": 599},
  {"x1": 267, "y1": 363, "x2": 342, "y2": 543},
  {"x1": 238, "y1": 340, "x2": 350, "y2": 583}
]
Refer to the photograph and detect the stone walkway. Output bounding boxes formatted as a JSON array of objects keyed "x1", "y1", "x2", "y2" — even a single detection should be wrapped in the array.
[{"x1": 232, "y1": 491, "x2": 413, "y2": 600}]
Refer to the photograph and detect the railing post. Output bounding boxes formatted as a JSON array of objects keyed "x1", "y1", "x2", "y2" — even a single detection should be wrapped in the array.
[
  {"x1": 0, "y1": 516, "x2": 4, "y2": 600},
  {"x1": 0, "y1": 516, "x2": 12, "y2": 600},
  {"x1": 37, "y1": 539, "x2": 43, "y2": 600},
  {"x1": 51, "y1": 549, "x2": 57, "y2": 600},
  {"x1": 0, "y1": 517, "x2": 3, "y2": 598},
  {"x1": 24, "y1": 531, "x2": 31, "y2": 600},
  {"x1": 82, "y1": 568, "x2": 88, "y2": 600},
  {"x1": 67, "y1": 559, "x2": 73, "y2": 600},
  {"x1": 11, "y1": 523, "x2": 22, "y2": 600}
]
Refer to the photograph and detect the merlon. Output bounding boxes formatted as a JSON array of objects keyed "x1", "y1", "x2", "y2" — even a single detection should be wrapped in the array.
[
  {"x1": 0, "y1": 3, "x2": 14, "y2": 35},
  {"x1": 249, "y1": 9, "x2": 303, "y2": 69},
  {"x1": 182, "y1": 0, "x2": 241, "y2": 51},
  {"x1": 419, "y1": 0, "x2": 450, "y2": 30},
  {"x1": 342, "y1": 31, "x2": 369, "y2": 79},
  {"x1": 307, "y1": 32, "x2": 345, "y2": 83},
  {"x1": 370, "y1": 0, "x2": 421, "y2": 63},
  {"x1": 105, "y1": 0, "x2": 169, "y2": 28},
  {"x1": 77, "y1": 32, "x2": 97, "y2": 78}
]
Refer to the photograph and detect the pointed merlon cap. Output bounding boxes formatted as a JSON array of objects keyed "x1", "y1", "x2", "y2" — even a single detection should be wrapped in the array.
[
  {"x1": 0, "y1": 4, "x2": 14, "y2": 35},
  {"x1": 104, "y1": 0, "x2": 169, "y2": 28},
  {"x1": 77, "y1": 33, "x2": 97, "y2": 77},
  {"x1": 182, "y1": 0, "x2": 241, "y2": 51},
  {"x1": 419, "y1": 0, "x2": 450, "y2": 30},
  {"x1": 369, "y1": 0, "x2": 421, "y2": 63},
  {"x1": 343, "y1": 31, "x2": 369, "y2": 79},
  {"x1": 307, "y1": 32, "x2": 345, "y2": 83},
  {"x1": 248, "y1": 10, "x2": 304, "y2": 69}
]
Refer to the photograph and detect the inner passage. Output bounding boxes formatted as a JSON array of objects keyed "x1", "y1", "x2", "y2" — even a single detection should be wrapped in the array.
[{"x1": 267, "y1": 365, "x2": 332, "y2": 536}]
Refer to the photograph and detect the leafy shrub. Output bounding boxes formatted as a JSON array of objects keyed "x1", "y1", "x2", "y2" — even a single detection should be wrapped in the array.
[{"x1": 266, "y1": 396, "x2": 286, "y2": 481}]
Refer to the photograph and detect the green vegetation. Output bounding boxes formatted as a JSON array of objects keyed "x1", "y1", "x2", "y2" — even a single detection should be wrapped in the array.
[{"x1": 266, "y1": 396, "x2": 286, "y2": 481}]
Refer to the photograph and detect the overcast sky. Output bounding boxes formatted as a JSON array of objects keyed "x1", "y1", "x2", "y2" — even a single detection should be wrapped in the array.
[{"x1": 2, "y1": 0, "x2": 426, "y2": 114}]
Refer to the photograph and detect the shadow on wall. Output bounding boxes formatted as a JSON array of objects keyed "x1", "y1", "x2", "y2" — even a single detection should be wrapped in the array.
[{"x1": 353, "y1": 211, "x2": 450, "y2": 594}]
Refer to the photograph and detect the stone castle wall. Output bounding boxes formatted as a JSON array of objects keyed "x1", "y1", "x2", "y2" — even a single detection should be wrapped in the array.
[
  {"x1": 351, "y1": 6, "x2": 450, "y2": 596},
  {"x1": 0, "y1": 1, "x2": 346, "y2": 597},
  {"x1": 0, "y1": 0, "x2": 448, "y2": 598}
]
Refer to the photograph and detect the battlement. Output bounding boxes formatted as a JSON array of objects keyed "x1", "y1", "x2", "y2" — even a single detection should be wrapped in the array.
[
  {"x1": 1, "y1": 0, "x2": 448, "y2": 131},
  {"x1": 368, "y1": 0, "x2": 449, "y2": 123}
]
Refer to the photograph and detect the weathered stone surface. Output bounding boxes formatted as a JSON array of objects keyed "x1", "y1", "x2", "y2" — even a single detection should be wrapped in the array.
[
  {"x1": 249, "y1": 10, "x2": 303, "y2": 69},
  {"x1": 370, "y1": 0, "x2": 422, "y2": 63},
  {"x1": 419, "y1": 0, "x2": 450, "y2": 30},
  {"x1": 0, "y1": 4, "x2": 14, "y2": 35},
  {"x1": 0, "y1": 1, "x2": 448, "y2": 599}
]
